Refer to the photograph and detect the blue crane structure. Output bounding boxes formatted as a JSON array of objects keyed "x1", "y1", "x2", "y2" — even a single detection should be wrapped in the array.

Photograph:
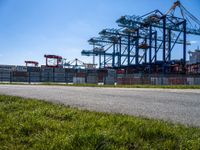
[{"x1": 81, "y1": 1, "x2": 200, "y2": 74}]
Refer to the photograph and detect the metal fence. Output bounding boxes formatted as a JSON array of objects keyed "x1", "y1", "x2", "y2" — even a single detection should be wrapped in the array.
[
  {"x1": 1, "y1": 66, "x2": 200, "y2": 85},
  {"x1": 0, "y1": 67, "x2": 113, "y2": 84},
  {"x1": 116, "y1": 74, "x2": 200, "y2": 85}
]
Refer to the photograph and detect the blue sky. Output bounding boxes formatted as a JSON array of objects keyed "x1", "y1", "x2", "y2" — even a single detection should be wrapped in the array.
[{"x1": 0, "y1": 0, "x2": 199, "y2": 66}]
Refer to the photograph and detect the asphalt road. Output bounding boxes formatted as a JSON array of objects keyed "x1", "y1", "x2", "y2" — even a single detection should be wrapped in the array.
[{"x1": 0, "y1": 85, "x2": 200, "y2": 127}]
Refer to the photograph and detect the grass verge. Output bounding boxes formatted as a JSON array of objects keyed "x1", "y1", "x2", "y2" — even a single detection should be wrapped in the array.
[
  {"x1": 54, "y1": 83, "x2": 200, "y2": 89},
  {"x1": 1, "y1": 82, "x2": 200, "y2": 89},
  {"x1": 0, "y1": 95, "x2": 200, "y2": 149}
]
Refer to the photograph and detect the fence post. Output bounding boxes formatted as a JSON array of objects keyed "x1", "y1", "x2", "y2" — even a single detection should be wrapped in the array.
[
  {"x1": 28, "y1": 71, "x2": 31, "y2": 84},
  {"x1": 48, "y1": 72, "x2": 49, "y2": 82},
  {"x1": 53, "y1": 68, "x2": 55, "y2": 83},
  {"x1": 10, "y1": 71, "x2": 13, "y2": 83},
  {"x1": 40, "y1": 70, "x2": 42, "y2": 82}
]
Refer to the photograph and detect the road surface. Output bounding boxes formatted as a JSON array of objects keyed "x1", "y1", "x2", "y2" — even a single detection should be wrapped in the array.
[{"x1": 0, "y1": 85, "x2": 200, "y2": 126}]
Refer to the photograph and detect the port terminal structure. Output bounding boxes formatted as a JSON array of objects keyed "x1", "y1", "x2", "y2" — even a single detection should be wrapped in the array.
[{"x1": 82, "y1": 1, "x2": 200, "y2": 74}]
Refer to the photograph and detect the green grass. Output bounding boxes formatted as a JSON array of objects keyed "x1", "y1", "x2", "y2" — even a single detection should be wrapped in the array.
[
  {"x1": 0, "y1": 95, "x2": 200, "y2": 149},
  {"x1": 57, "y1": 83, "x2": 200, "y2": 89},
  {"x1": 1, "y1": 82, "x2": 200, "y2": 89}
]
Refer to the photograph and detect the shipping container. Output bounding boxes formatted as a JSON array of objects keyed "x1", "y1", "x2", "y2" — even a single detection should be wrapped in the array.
[
  {"x1": 65, "y1": 77, "x2": 73, "y2": 83},
  {"x1": 41, "y1": 77, "x2": 54, "y2": 82},
  {"x1": 13, "y1": 71, "x2": 28, "y2": 77},
  {"x1": 54, "y1": 73, "x2": 65, "y2": 78},
  {"x1": 76, "y1": 69, "x2": 86, "y2": 73},
  {"x1": 15, "y1": 66, "x2": 27, "y2": 72},
  {"x1": 98, "y1": 74, "x2": 106, "y2": 82},
  {"x1": 41, "y1": 67, "x2": 53, "y2": 72},
  {"x1": 54, "y1": 78, "x2": 66, "y2": 82},
  {"x1": 151, "y1": 77, "x2": 163, "y2": 85},
  {"x1": 0, "y1": 69, "x2": 11, "y2": 81},
  {"x1": 75, "y1": 72, "x2": 86, "y2": 78},
  {"x1": 0, "y1": 73, "x2": 11, "y2": 78},
  {"x1": 29, "y1": 77, "x2": 40, "y2": 82},
  {"x1": 194, "y1": 78, "x2": 200, "y2": 85},
  {"x1": 87, "y1": 69, "x2": 97, "y2": 73},
  {"x1": 41, "y1": 72, "x2": 53, "y2": 77},
  {"x1": 107, "y1": 69, "x2": 116, "y2": 77},
  {"x1": 187, "y1": 77, "x2": 194, "y2": 85},
  {"x1": 66, "y1": 73, "x2": 75, "y2": 78},
  {"x1": 65, "y1": 68, "x2": 76, "y2": 73},
  {"x1": 0, "y1": 69, "x2": 12, "y2": 73},
  {"x1": 168, "y1": 77, "x2": 187, "y2": 85},
  {"x1": 0, "y1": 65, "x2": 15, "y2": 71},
  {"x1": 117, "y1": 77, "x2": 143, "y2": 85},
  {"x1": 54, "y1": 68, "x2": 65, "y2": 73},
  {"x1": 13, "y1": 77, "x2": 28, "y2": 82},
  {"x1": 125, "y1": 74, "x2": 134, "y2": 78},
  {"x1": 73, "y1": 77, "x2": 85, "y2": 84},
  {"x1": 29, "y1": 72, "x2": 40, "y2": 77},
  {"x1": 27, "y1": 67, "x2": 41, "y2": 72},
  {"x1": 162, "y1": 77, "x2": 169, "y2": 85},
  {"x1": 116, "y1": 69, "x2": 125, "y2": 74},
  {"x1": 105, "y1": 77, "x2": 115, "y2": 85},
  {"x1": 87, "y1": 76, "x2": 98, "y2": 84},
  {"x1": 0, "y1": 78, "x2": 10, "y2": 82}
]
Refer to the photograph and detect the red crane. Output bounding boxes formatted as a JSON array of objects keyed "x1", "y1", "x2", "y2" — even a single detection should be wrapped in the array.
[
  {"x1": 25, "y1": 61, "x2": 39, "y2": 67},
  {"x1": 44, "y1": 55, "x2": 63, "y2": 68}
]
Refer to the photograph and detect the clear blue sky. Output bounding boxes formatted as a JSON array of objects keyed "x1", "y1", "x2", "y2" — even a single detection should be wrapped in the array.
[{"x1": 0, "y1": 0, "x2": 200, "y2": 65}]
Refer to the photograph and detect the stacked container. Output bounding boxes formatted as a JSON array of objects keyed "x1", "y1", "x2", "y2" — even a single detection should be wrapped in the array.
[
  {"x1": 28, "y1": 67, "x2": 41, "y2": 82},
  {"x1": 73, "y1": 69, "x2": 86, "y2": 84},
  {"x1": 98, "y1": 69, "x2": 108, "y2": 83},
  {"x1": 168, "y1": 77, "x2": 187, "y2": 85},
  {"x1": 116, "y1": 69, "x2": 125, "y2": 85},
  {"x1": 54, "y1": 68, "x2": 65, "y2": 82},
  {"x1": 13, "y1": 72, "x2": 28, "y2": 82},
  {"x1": 187, "y1": 77, "x2": 194, "y2": 85},
  {"x1": 117, "y1": 73, "x2": 144, "y2": 85},
  {"x1": 41, "y1": 67, "x2": 53, "y2": 82},
  {"x1": 105, "y1": 69, "x2": 116, "y2": 85},
  {"x1": 151, "y1": 77, "x2": 163, "y2": 85},
  {"x1": 194, "y1": 77, "x2": 200, "y2": 85},
  {"x1": 73, "y1": 77, "x2": 85, "y2": 84},
  {"x1": 12, "y1": 66, "x2": 28, "y2": 82},
  {"x1": 87, "y1": 69, "x2": 98, "y2": 84},
  {"x1": 142, "y1": 75, "x2": 151, "y2": 85},
  {"x1": 0, "y1": 65, "x2": 14, "y2": 82},
  {"x1": 65, "y1": 68, "x2": 75, "y2": 83}
]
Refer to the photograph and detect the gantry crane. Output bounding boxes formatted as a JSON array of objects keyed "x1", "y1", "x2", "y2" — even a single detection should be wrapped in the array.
[
  {"x1": 25, "y1": 61, "x2": 39, "y2": 67},
  {"x1": 63, "y1": 58, "x2": 95, "y2": 69},
  {"x1": 44, "y1": 55, "x2": 63, "y2": 68},
  {"x1": 82, "y1": 1, "x2": 200, "y2": 74}
]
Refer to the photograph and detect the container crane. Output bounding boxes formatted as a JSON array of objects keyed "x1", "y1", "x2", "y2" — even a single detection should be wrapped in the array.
[
  {"x1": 82, "y1": 1, "x2": 200, "y2": 74},
  {"x1": 25, "y1": 61, "x2": 39, "y2": 67},
  {"x1": 44, "y1": 55, "x2": 63, "y2": 68},
  {"x1": 64, "y1": 58, "x2": 88, "y2": 69}
]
